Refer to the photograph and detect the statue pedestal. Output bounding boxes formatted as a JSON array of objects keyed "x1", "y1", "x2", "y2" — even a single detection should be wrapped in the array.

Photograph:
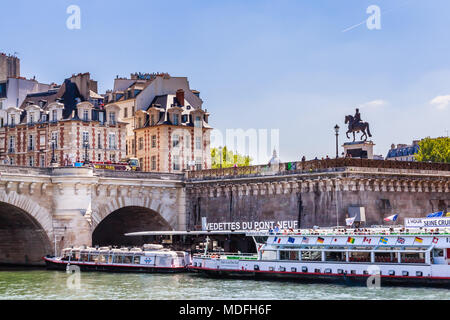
[{"x1": 343, "y1": 141, "x2": 375, "y2": 159}]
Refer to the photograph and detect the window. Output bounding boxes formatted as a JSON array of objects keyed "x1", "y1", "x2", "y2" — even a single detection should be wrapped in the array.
[
  {"x1": 98, "y1": 154, "x2": 101, "y2": 161},
  {"x1": 195, "y1": 137, "x2": 201, "y2": 150},
  {"x1": 173, "y1": 155, "x2": 180, "y2": 171},
  {"x1": 124, "y1": 108, "x2": 128, "y2": 118},
  {"x1": 138, "y1": 117, "x2": 142, "y2": 128},
  {"x1": 109, "y1": 112, "x2": 116, "y2": 124},
  {"x1": 9, "y1": 136, "x2": 15, "y2": 153},
  {"x1": 28, "y1": 135, "x2": 34, "y2": 151},
  {"x1": 173, "y1": 114, "x2": 179, "y2": 125},
  {"x1": 173, "y1": 134, "x2": 179, "y2": 148},
  {"x1": 109, "y1": 153, "x2": 116, "y2": 162},
  {"x1": 138, "y1": 137, "x2": 144, "y2": 150},
  {"x1": 40, "y1": 155, "x2": 45, "y2": 167},
  {"x1": 82, "y1": 132, "x2": 89, "y2": 148},
  {"x1": 151, "y1": 115, "x2": 155, "y2": 126},
  {"x1": 29, "y1": 156, "x2": 34, "y2": 167},
  {"x1": 29, "y1": 113, "x2": 34, "y2": 124},
  {"x1": 83, "y1": 109, "x2": 89, "y2": 121},
  {"x1": 10, "y1": 115, "x2": 15, "y2": 126},
  {"x1": 51, "y1": 132, "x2": 58, "y2": 149},
  {"x1": 109, "y1": 133, "x2": 116, "y2": 149},
  {"x1": 195, "y1": 157, "x2": 202, "y2": 171},
  {"x1": 52, "y1": 110, "x2": 57, "y2": 122},
  {"x1": 195, "y1": 116, "x2": 202, "y2": 128},
  {"x1": 97, "y1": 133, "x2": 102, "y2": 149},
  {"x1": 185, "y1": 135, "x2": 190, "y2": 148},
  {"x1": 151, "y1": 135, "x2": 156, "y2": 148},
  {"x1": 151, "y1": 156, "x2": 156, "y2": 170}
]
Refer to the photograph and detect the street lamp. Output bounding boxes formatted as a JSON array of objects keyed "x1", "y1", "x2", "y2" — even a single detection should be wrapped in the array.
[
  {"x1": 334, "y1": 124, "x2": 340, "y2": 159},
  {"x1": 50, "y1": 138, "x2": 57, "y2": 165},
  {"x1": 219, "y1": 146, "x2": 223, "y2": 169}
]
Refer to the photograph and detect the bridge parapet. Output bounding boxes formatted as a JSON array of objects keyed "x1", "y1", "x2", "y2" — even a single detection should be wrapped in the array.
[{"x1": 186, "y1": 158, "x2": 450, "y2": 181}]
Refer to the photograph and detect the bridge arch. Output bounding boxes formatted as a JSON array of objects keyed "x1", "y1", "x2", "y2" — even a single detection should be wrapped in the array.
[
  {"x1": 92, "y1": 205, "x2": 174, "y2": 246},
  {"x1": 0, "y1": 191, "x2": 53, "y2": 265}
]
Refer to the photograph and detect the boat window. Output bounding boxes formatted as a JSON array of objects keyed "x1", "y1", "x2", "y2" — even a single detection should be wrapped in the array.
[
  {"x1": 113, "y1": 255, "x2": 123, "y2": 264},
  {"x1": 349, "y1": 252, "x2": 371, "y2": 263},
  {"x1": 301, "y1": 251, "x2": 321, "y2": 261},
  {"x1": 280, "y1": 251, "x2": 299, "y2": 261},
  {"x1": 97, "y1": 255, "x2": 107, "y2": 263},
  {"x1": 433, "y1": 249, "x2": 444, "y2": 257},
  {"x1": 325, "y1": 251, "x2": 345, "y2": 262},
  {"x1": 134, "y1": 256, "x2": 140, "y2": 264},
  {"x1": 80, "y1": 254, "x2": 89, "y2": 262},
  {"x1": 123, "y1": 256, "x2": 133, "y2": 264},
  {"x1": 400, "y1": 252, "x2": 425, "y2": 264}
]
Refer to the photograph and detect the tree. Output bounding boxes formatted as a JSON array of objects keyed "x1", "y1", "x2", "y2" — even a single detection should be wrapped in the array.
[
  {"x1": 211, "y1": 146, "x2": 252, "y2": 169},
  {"x1": 414, "y1": 137, "x2": 450, "y2": 163}
]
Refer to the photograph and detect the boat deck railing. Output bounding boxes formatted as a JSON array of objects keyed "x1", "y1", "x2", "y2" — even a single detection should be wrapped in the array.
[{"x1": 247, "y1": 227, "x2": 450, "y2": 237}]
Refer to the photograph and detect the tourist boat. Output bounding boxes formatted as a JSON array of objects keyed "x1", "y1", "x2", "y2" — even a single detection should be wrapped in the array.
[
  {"x1": 44, "y1": 244, "x2": 190, "y2": 273},
  {"x1": 189, "y1": 226, "x2": 450, "y2": 287}
]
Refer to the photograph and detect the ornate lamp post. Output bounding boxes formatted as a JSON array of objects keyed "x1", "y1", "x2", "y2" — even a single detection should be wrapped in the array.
[
  {"x1": 50, "y1": 138, "x2": 57, "y2": 165},
  {"x1": 334, "y1": 124, "x2": 340, "y2": 159}
]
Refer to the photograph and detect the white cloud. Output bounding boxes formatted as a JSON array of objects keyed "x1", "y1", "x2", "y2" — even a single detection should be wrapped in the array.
[
  {"x1": 359, "y1": 99, "x2": 387, "y2": 108},
  {"x1": 430, "y1": 95, "x2": 450, "y2": 110}
]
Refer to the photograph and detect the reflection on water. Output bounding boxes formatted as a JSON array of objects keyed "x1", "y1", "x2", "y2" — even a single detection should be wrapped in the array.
[{"x1": 0, "y1": 269, "x2": 449, "y2": 300}]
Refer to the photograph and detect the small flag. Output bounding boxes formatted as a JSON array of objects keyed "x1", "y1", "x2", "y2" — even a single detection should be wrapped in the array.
[
  {"x1": 363, "y1": 237, "x2": 372, "y2": 244},
  {"x1": 287, "y1": 237, "x2": 295, "y2": 244},
  {"x1": 347, "y1": 237, "x2": 355, "y2": 244},
  {"x1": 317, "y1": 237, "x2": 325, "y2": 244},
  {"x1": 432, "y1": 237, "x2": 438, "y2": 244},
  {"x1": 384, "y1": 214, "x2": 398, "y2": 222},
  {"x1": 380, "y1": 237, "x2": 388, "y2": 244},
  {"x1": 346, "y1": 216, "x2": 356, "y2": 226},
  {"x1": 396, "y1": 237, "x2": 405, "y2": 244},
  {"x1": 277, "y1": 238, "x2": 281, "y2": 243},
  {"x1": 427, "y1": 211, "x2": 444, "y2": 218},
  {"x1": 273, "y1": 237, "x2": 278, "y2": 243},
  {"x1": 414, "y1": 237, "x2": 423, "y2": 244},
  {"x1": 302, "y1": 237, "x2": 309, "y2": 244}
]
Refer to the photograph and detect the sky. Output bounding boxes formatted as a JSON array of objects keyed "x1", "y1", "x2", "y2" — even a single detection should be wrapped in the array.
[{"x1": 1, "y1": 0, "x2": 449, "y2": 164}]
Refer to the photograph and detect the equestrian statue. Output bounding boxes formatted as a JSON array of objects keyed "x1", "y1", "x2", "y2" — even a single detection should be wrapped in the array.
[{"x1": 345, "y1": 108, "x2": 372, "y2": 142}]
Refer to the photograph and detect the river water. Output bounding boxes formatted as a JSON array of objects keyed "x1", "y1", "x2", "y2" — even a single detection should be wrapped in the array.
[{"x1": 0, "y1": 268, "x2": 449, "y2": 300}]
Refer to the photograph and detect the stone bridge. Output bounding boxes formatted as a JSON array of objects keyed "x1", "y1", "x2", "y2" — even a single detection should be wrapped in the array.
[
  {"x1": 0, "y1": 166, "x2": 184, "y2": 266},
  {"x1": 1, "y1": 159, "x2": 450, "y2": 266},
  {"x1": 185, "y1": 159, "x2": 450, "y2": 232}
]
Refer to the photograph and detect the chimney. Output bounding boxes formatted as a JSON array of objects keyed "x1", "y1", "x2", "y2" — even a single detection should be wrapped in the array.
[{"x1": 176, "y1": 89, "x2": 185, "y2": 106}]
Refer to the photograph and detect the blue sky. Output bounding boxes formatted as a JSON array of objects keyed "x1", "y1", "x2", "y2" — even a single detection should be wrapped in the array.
[{"x1": 1, "y1": 0, "x2": 449, "y2": 163}]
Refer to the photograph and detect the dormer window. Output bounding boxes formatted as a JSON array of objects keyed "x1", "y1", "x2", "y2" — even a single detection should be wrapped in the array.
[
  {"x1": 109, "y1": 112, "x2": 116, "y2": 125},
  {"x1": 173, "y1": 114, "x2": 179, "y2": 126},
  {"x1": 10, "y1": 115, "x2": 15, "y2": 126},
  {"x1": 52, "y1": 110, "x2": 57, "y2": 122},
  {"x1": 83, "y1": 110, "x2": 89, "y2": 121},
  {"x1": 29, "y1": 113, "x2": 34, "y2": 125},
  {"x1": 194, "y1": 116, "x2": 202, "y2": 128}
]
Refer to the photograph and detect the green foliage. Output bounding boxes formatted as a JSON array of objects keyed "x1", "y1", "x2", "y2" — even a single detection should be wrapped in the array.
[
  {"x1": 414, "y1": 137, "x2": 450, "y2": 163},
  {"x1": 211, "y1": 146, "x2": 252, "y2": 169}
]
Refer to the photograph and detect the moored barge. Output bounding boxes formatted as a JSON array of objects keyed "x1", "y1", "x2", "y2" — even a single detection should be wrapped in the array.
[
  {"x1": 189, "y1": 226, "x2": 450, "y2": 287},
  {"x1": 44, "y1": 244, "x2": 190, "y2": 273}
]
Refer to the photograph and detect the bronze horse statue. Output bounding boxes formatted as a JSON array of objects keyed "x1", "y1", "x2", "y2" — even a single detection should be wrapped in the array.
[{"x1": 345, "y1": 115, "x2": 372, "y2": 142}]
